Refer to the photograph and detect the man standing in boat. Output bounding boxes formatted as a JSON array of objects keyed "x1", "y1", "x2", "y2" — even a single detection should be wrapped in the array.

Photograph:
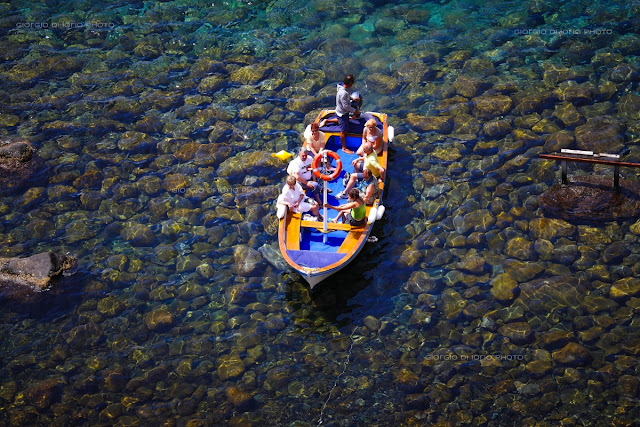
[{"x1": 334, "y1": 74, "x2": 359, "y2": 154}]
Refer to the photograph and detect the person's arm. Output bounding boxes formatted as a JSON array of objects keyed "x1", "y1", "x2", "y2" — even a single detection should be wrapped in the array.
[
  {"x1": 293, "y1": 172, "x2": 310, "y2": 187},
  {"x1": 377, "y1": 166, "x2": 385, "y2": 182},
  {"x1": 324, "y1": 201, "x2": 355, "y2": 211},
  {"x1": 374, "y1": 134, "x2": 383, "y2": 152},
  {"x1": 294, "y1": 192, "x2": 304, "y2": 207},
  {"x1": 307, "y1": 141, "x2": 319, "y2": 157},
  {"x1": 337, "y1": 201, "x2": 356, "y2": 211}
]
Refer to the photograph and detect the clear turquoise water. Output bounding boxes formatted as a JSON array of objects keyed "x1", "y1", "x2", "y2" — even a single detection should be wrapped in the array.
[{"x1": 1, "y1": 0, "x2": 640, "y2": 425}]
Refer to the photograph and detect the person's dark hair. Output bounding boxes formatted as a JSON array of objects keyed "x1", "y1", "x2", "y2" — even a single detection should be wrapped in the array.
[
  {"x1": 348, "y1": 188, "x2": 361, "y2": 200},
  {"x1": 310, "y1": 122, "x2": 319, "y2": 131},
  {"x1": 344, "y1": 74, "x2": 355, "y2": 85}
]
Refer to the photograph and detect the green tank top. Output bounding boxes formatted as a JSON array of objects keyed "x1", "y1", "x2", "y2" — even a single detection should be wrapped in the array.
[{"x1": 351, "y1": 201, "x2": 366, "y2": 221}]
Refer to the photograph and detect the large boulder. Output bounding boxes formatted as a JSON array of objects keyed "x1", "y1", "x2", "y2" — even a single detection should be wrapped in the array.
[
  {"x1": 0, "y1": 139, "x2": 46, "y2": 195},
  {"x1": 539, "y1": 176, "x2": 640, "y2": 221},
  {"x1": 575, "y1": 116, "x2": 625, "y2": 153},
  {"x1": 0, "y1": 252, "x2": 77, "y2": 291}
]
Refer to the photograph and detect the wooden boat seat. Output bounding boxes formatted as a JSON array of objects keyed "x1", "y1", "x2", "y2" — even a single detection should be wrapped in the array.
[
  {"x1": 286, "y1": 212, "x2": 302, "y2": 250},
  {"x1": 338, "y1": 228, "x2": 365, "y2": 253},
  {"x1": 300, "y1": 220, "x2": 365, "y2": 231}
]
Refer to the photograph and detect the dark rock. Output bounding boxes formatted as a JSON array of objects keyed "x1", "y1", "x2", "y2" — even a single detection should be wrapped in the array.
[
  {"x1": 499, "y1": 322, "x2": 533, "y2": 344},
  {"x1": 472, "y1": 95, "x2": 513, "y2": 119},
  {"x1": 529, "y1": 218, "x2": 576, "y2": 241},
  {"x1": 121, "y1": 222, "x2": 157, "y2": 247},
  {"x1": 601, "y1": 241, "x2": 631, "y2": 264},
  {"x1": 64, "y1": 323, "x2": 103, "y2": 349},
  {"x1": 575, "y1": 116, "x2": 625, "y2": 153},
  {"x1": 513, "y1": 90, "x2": 555, "y2": 114},
  {"x1": 23, "y1": 378, "x2": 64, "y2": 409},
  {"x1": 539, "y1": 177, "x2": 640, "y2": 221},
  {"x1": 0, "y1": 252, "x2": 77, "y2": 291},
  {"x1": 490, "y1": 273, "x2": 519, "y2": 301},
  {"x1": 552, "y1": 103, "x2": 584, "y2": 129},
  {"x1": 364, "y1": 73, "x2": 401, "y2": 94},
  {"x1": 0, "y1": 140, "x2": 33, "y2": 161},
  {"x1": 406, "y1": 113, "x2": 453, "y2": 134},
  {"x1": 543, "y1": 130, "x2": 575, "y2": 152},
  {"x1": 462, "y1": 57, "x2": 496, "y2": 77},
  {"x1": 552, "y1": 342, "x2": 592, "y2": 366},
  {"x1": 234, "y1": 245, "x2": 265, "y2": 276},
  {"x1": 394, "y1": 61, "x2": 433, "y2": 83},
  {"x1": 618, "y1": 94, "x2": 640, "y2": 120},
  {"x1": 483, "y1": 119, "x2": 512, "y2": 138},
  {"x1": 404, "y1": 270, "x2": 442, "y2": 293},
  {"x1": 610, "y1": 277, "x2": 640, "y2": 300},
  {"x1": 144, "y1": 306, "x2": 174, "y2": 331},
  {"x1": 117, "y1": 131, "x2": 157, "y2": 153},
  {"x1": 543, "y1": 62, "x2": 579, "y2": 85},
  {"x1": 540, "y1": 329, "x2": 574, "y2": 350},
  {"x1": 516, "y1": 275, "x2": 585, "y2": 313},
  {"x1": 0, "y1": 139, "x2": 46, "y2": 195}
]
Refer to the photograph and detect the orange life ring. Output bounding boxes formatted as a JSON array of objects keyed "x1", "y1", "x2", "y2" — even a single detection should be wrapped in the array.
[{"x1": 312, "y1": 150, "x2": 342, "y2": 181}]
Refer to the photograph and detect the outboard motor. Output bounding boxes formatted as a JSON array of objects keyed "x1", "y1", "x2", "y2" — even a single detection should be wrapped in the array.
[{"x1": 350, "y1": 91, "x2": 363, "y2": 110}]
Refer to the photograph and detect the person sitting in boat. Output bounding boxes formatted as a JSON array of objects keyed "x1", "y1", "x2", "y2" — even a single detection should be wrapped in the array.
[
  {"x1": 352, "y1": 118, "x2": 383, "y2": 171},
  {"x1": 339, "y1": 165, "x2": 380, "y2": 204},
  {"x1": 358, "y1": 167, "x2": 380, "y2": 205},
  {"x1": 304, "y1": 122, "x2": 326, "y2": 157},
  {"x1": 287, "y1": 147, "x2": 321, "y2": 204},
  {"x1": 278, "y1": 176, "x2": 323, "y2": 220},
  {"x1": 358, "y1": 118, "x2": 383, "y2": 156},
  {"x1": 337, "y1": 141, "x2": 384, "y2": 199},
  {"x1": 324, "y1": 188, "x2": 365, "y2": 226}
]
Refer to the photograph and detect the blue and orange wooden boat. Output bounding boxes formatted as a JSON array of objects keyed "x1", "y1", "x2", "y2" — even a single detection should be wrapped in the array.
[{"x1": 277, "y1": 110, "x2": 394, "y2": 288}]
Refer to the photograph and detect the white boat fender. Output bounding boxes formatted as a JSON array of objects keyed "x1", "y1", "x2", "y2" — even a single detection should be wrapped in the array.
[
  {"x1": 276, "y1": 204, "x2": 287, "y2": 219},
  {"x1": 388, "y1": 126, "x2": 395, "y2": 142},
  {"x1": 368, "y1": 206, "x2": 377, "y2": 224},
  {"x1": 376, "y1": 205, "x2": 385, "y2": 220}
]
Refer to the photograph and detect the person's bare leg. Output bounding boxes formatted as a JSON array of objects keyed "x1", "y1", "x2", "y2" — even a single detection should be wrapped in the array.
[
  {"x1": 311, "y1": 205, "x2": 323, "y2": 221},
  {"x1": 344, "y1": 174, "x2": 358, "y2": 194},
  {"x1": 341, "y1": 131, "x2": 353, "y2": 154}
]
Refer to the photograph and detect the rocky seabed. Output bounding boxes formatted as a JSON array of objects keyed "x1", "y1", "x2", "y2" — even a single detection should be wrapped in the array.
[{"x1": 1, "y1": 0, "x2": 640, "y2": 425}]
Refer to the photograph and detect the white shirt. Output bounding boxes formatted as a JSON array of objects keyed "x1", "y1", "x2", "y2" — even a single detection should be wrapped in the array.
[
  {"x1": 287, "y1": 155, "x2": 313, "y2": 181},
  {"x1": 280, "y1": 182, "x2": 305, "y2": 206}
]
